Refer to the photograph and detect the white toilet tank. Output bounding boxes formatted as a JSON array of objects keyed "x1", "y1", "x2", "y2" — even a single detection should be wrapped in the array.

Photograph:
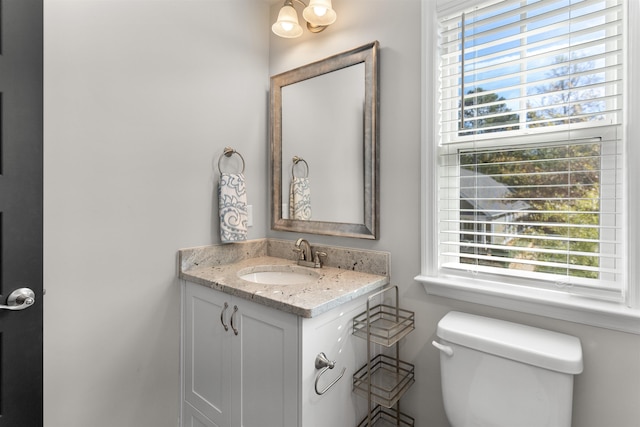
[{"x1": 433, "y1": 311, "x2": 583, "y2": 427}]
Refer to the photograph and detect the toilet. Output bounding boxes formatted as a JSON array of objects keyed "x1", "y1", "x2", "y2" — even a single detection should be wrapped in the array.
[{"x1": 432, "y1": 311, "x2": 583, "y2": 427}]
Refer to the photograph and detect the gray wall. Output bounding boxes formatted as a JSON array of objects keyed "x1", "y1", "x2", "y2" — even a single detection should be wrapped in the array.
[
  {"x1": 268, "y1": 1, "x2": 640, "y2": 426},
  {"x1": 44, "y1": 0, "x2": 270, "y2": 426}
]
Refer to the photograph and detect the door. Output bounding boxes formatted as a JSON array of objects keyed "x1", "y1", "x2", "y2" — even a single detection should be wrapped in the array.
[{"x1": 0, "y1": 0, "x2": 43, "y2": 426}]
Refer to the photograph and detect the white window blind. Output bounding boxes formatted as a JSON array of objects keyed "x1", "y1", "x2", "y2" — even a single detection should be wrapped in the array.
[{"x1": 437, "y1": 0, "x2": 626, "y2": 300}]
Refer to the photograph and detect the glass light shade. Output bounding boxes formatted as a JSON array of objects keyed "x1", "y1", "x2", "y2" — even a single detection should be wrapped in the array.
[
  {"x1": 302, "y1": 0, "x2": 336, "y2": 27},
  {"x1": 272, "y1": 5, "x2": 303, "y2": 38}
]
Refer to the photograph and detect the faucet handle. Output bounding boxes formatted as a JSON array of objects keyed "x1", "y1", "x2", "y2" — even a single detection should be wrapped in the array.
[{"x1": 313, "y1": 251, "x2": 327, "y2": 268}]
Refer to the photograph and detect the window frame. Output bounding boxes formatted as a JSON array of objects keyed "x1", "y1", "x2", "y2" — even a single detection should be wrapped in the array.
[{"x1": 417, "y1": 0, "x2": 640, "y2": 334}]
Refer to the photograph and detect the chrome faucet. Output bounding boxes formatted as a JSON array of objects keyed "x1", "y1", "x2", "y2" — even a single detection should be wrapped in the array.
[{"x1": 293, "y1": 238, "x2": 326, "y2": 268}]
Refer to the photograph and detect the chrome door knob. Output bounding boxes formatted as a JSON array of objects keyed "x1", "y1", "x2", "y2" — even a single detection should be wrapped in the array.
[{"x1": 0, "y1": 288, "x2": 35, "y2": 311}]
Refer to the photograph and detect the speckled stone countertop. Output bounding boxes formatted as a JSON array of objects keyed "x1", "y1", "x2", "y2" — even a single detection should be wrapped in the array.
[{"x1": 178, "y1": 239, "x2": 390, "y2": 318}]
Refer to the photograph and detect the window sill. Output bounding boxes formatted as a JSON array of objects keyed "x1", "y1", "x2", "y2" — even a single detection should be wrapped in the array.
[{"x1": 415, "y1": 274, "x2": 640, "y2": 335}]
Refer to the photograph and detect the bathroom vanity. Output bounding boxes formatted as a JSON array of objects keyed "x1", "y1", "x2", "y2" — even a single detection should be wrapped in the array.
[{"x1": 178, "y1": 239, "x2": 390, "y2": 427}]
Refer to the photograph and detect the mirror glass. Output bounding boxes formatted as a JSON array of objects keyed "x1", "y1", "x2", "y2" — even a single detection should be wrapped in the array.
[
  {"x1": 270, "y1": 42, "x2": 379, "y2": 239},
  {"x1": 281, "y1": 62, "x2": 364, "y2": 224}
]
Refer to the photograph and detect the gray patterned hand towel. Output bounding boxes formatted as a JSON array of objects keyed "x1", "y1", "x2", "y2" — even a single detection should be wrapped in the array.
[
  {"x1": 289, "y1": 177, "x2": 311, "y2": 220},
  {"x1": 219, "y1": 172, "x2": 248, "y2": 242}
]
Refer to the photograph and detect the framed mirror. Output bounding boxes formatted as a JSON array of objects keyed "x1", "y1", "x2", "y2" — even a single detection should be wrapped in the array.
[{"x1": 270, "y1": 41, "x2": 379, "y2": 239}]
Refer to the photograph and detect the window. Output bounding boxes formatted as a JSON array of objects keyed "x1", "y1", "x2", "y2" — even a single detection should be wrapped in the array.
[
  {"x1": 418, "y1": 0, "x2": 640, "y2": 332},
  {"x1": 440, "y1": 126, "x2": 623, "y2": 300}
]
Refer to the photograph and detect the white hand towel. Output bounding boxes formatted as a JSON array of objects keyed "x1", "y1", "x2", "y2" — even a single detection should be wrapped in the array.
[
  {"x1": 289, "y1": 177, "x2": 312, "y2": 220},
  {"x1": 219, "y1": 172, "x2": 248, "y2": 243}
]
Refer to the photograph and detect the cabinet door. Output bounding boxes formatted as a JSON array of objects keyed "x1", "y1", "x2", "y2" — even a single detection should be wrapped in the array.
[
  {"x1": 184, "y1": 283, "x2": 232, "y2": 427},
  {"x1": 231, "y1": 299, "x2": 300, "y2": 427}
]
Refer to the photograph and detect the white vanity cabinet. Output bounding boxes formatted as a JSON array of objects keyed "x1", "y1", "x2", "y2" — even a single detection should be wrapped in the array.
[
  {"x1": 182, "y1": 282, "x2": 299, "y2": 427},
  {"x1": 179, "y1": 242, "x2": 391, "y2": 427},
  {"x1": 182, "y1": 281, "x2": 379, "y2": 427}
]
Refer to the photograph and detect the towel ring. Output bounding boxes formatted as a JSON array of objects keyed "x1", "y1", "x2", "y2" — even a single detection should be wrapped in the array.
[
  {"x1": 218, "y1": 147, "x2": 245, "y2": 174},
  {"x1": 291, "y1": 156, "x2": 309, "y2": 178},
  {"x1": 314, "y1": 352, "x2": 345, "y2": 396}
]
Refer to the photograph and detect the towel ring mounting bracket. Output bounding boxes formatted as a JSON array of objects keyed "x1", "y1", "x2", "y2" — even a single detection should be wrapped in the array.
[{"x1": 218, "y1": 147, "x2": 245, "y2": 174}]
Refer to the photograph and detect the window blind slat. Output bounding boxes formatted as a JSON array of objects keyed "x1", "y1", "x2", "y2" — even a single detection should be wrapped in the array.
[
  {"x1": 440, "y1": 17, "x2": 622, "y2": 63},
  {"x1": 442, "y1": 240, "x2": 622, "y2": 261},
  {"x1": 439, "y1": 262, "x2": 623, "y2": 298},
  {"x1": 443, "y1": 221, "x2": 623, "y2": 231},
  {"x1": 443, "y1": 109, "x2": 621, "y2": 134},
  {"x1": 441, "y1": 227, "x2": 621, "y2": 243},
  {"x1": 458, "y1": 53, "x2": 622, "y2": 100},
  {"x1": 440, "y1": 0, "x2": 622, "y2": 46},
  {"x1": 440, "y1": 251, "x2": 621, "y2": 275},
  {"x1": 447, "y1": 98, "x2": 621, "y2": 128},
  {"x1": 442, "y1": 208, "x2": 621, "y2": 216},
  {"x1": 440, "y1": 60, "x2": 623, "y2": 104}
]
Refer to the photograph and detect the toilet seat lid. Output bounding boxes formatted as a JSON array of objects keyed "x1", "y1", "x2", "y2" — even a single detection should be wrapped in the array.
[{"x1": 437, "y1": 311, "x2": 583, "y2": 374}]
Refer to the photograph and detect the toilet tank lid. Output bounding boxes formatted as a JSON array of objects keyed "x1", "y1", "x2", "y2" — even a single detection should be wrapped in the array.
[{"x1": 437, "y1": 311, "x2": 583, "y2": 374}]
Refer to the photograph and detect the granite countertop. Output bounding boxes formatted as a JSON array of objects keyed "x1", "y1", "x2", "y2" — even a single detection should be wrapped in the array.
[{"x1": 178, "y1": 239, "x2": 390, "y2": 318}]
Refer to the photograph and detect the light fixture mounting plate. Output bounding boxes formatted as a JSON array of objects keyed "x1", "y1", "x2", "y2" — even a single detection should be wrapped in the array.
[{"x1": 306, "y1": 22, "x2": 327, "y2": 33}]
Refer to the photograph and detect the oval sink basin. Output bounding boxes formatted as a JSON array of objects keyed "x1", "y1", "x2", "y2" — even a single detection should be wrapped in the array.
[{"x1": 237, "y1": 266, "x2": 320, "y2": 285}]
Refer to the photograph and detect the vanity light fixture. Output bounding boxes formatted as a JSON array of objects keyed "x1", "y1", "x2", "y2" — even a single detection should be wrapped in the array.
[{"x1": 272, "y1": 0, "x2": 337, "y2": 39}]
